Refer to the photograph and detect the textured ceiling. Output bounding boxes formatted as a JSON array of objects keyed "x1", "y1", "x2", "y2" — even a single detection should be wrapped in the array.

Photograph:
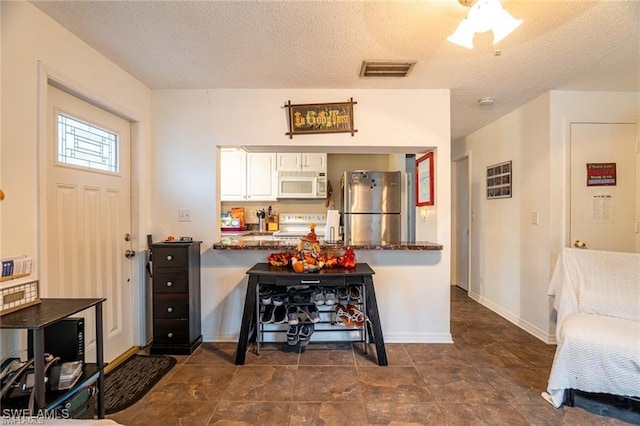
[{"x1": 30, "y1": 0, "x2": 640, "y2": 140}]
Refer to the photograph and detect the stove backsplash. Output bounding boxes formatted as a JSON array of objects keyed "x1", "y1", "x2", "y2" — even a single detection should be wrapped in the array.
[{"x1": 221, "y1": 200, "x2": 328, "y2": 225}]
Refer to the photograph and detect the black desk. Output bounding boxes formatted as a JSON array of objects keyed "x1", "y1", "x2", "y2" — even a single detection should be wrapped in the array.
[
  {"x1": 235, "y1": 263, "x2": 387, "y2": 366},
  {"x1": 1, "y1": 298, "x2": 106, "y2": 418}
]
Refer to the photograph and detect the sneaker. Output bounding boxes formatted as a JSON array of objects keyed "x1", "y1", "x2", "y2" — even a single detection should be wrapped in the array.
[
  {"x1": 286, "y1": 324, "x2": 300, "y2": 346},
  {"x1": 261, "y1": 305, "x2": 275, "y2": 323},
  {"x1": 272, "y1": 294, "x2": 285, "y2": 306},
  {"x1": 311, "y1": 289, "x2": 325, "y2": 305},
  {"x1": 337, "y1": 287, "x2": 350, "y2": 305},
  {"x1": 302, "y1": 304, "x2": 320, "y2": 323},
  {"x1": 287, "y1": 305, "x2": 300, "y2": 325},
  {"x1": 289, "y1": 290, "x2": 310, "y2": 304},
  {"x1": 273, "y1": 305, "x2": 287, "y2": 324},
  {"x1": 323, "y1": 291, "x2": 336, "y2": 306},
  {"x1": 260, "y1": 289, "x2": 274, "y2": 305},
  {"x1": 298, "y1": 323, "x2": 314, "y2": 346}
]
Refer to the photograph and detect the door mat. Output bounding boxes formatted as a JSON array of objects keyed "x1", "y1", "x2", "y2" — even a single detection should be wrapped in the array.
[{"x1": 104, "y1": 354, "x2": 176, "y2": 414}]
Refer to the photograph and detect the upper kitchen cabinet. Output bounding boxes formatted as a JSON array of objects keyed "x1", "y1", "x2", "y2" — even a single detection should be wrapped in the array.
[
  {"x1": 277, "y1": 153, "x2": 327, "y2": 172},
  {"x1": 246, "y1": 153, "x2": 277, "y2": 200},
  {"x1": 220, "y1": 150, "x2": 277, "y2": 201},
  {"x1": 220, "y1": 149, "x2": 246, "y2": 200}
]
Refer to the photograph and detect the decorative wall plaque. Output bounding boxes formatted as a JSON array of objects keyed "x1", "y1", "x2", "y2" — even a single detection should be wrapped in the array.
[{"x1": 284, "y1": 98, "x2": 357, "y2": 138}]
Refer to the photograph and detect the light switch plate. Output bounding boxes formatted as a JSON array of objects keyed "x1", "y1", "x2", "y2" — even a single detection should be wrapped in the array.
[{"x1": 178, "y1": 208, "x2": 191, "y2": 222}]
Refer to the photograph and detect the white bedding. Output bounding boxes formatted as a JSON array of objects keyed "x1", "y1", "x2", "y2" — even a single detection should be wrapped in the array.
[{"x1": 546, "y1": 248, "x2": 640, "y2": 408}]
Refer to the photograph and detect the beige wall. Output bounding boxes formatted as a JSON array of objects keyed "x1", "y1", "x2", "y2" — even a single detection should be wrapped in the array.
[
  {"x1": 454, "y1": 90, "x2": 639, "y2": 343},
  {"x1": 152, "y1": 88, "x2": 454, "y2": 342},
  {"x1": 1, "y1": 2, "x2": 152, "y2": 354}
]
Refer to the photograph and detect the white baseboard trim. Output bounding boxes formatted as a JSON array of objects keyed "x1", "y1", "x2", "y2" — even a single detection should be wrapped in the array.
[
  {"x1": 468, "y1": 290, "x2": 555, "y2": 344},
  {"x1": 383, "y1": 332, "x2": 453, "y2": 343},
  {"x1": 202, "y1": 332, "x2": 454, "y2": 344}
]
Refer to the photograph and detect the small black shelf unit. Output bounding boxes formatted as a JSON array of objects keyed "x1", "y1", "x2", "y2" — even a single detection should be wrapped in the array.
[{"x1": 0, "y1": 298, "x2": 106, "y2": 418}]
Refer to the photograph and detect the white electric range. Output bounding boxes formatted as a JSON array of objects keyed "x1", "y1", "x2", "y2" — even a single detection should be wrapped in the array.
[{"x1": 272, "y1": 213, "x2": 326, "y2": 242}]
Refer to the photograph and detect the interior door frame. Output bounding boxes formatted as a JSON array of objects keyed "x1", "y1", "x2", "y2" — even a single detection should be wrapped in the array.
[
  {"x1": 563, "y1": 115, "x2": 639, "y2": 253},
  {"x1": 452, "y1": 151, "x2": 472, "y2": 292},
  {"x1": 36, "y1": 61, "x2": 145, "y2": 347}
]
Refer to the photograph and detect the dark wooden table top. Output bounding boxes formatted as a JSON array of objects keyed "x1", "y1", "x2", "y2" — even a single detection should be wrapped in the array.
[
  {"x1": 0, "y1": 298, "x2": 106, "y2": 329},
  {"x1": 246, "y1": 262, "x2": 374, "y2": 276}
]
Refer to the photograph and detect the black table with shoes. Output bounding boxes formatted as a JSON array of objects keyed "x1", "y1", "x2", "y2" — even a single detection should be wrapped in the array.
[{"x1": 235, "y1": 262, "x2": 387, "y2": 366}]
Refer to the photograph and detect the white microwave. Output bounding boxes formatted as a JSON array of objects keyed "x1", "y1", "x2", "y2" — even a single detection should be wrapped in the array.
[{"x1": 277, "y1": 171, "x2": 327, "y2": 199}]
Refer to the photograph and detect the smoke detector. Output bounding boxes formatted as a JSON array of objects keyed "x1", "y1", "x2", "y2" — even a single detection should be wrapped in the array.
[{"x1": 479, "y1": 97, "x2": 495, "y2": 107}]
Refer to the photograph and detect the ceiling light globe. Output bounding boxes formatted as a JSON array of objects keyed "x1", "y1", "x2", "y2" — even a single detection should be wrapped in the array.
[
  {"x1": 448, "y1": 0, "x2": 522, "y2": 49},
  {"x1": 467, "y1": 0, "x2": 500, "y2": 33}
]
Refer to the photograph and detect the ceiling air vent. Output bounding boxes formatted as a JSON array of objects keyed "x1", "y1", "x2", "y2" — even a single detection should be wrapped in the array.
[{"x1": 360, "y1": 61, "x2": 416, "y2": 78}]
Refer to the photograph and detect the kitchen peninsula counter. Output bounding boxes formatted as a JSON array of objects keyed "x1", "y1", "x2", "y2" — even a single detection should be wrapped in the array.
[
  {"x1": 212, "y1": 240, "x2": 443, "y2": 250},
  {"x1": 209, "y1": 238, "x2": 451, "y2": 346}
]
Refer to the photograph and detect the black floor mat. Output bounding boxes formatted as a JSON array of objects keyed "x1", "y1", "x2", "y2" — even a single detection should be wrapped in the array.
[{"x1": 103, "y1": 354, "x2": 176, "y2": 414}]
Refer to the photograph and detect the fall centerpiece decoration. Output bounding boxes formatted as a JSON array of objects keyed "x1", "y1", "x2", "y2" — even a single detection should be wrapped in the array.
[{"x1": 266, "y1": 223, "x2": 357, "y2": 272}]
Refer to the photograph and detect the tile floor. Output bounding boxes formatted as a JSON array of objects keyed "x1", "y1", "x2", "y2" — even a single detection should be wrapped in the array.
[{"x1": 108, "y1": 287, "x2": 639, "y2": 425}]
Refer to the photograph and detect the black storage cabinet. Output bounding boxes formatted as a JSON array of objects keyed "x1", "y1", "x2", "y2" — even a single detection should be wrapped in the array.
[{"x1": 150, "y1": 241, "x2": 202, "y2": 355}]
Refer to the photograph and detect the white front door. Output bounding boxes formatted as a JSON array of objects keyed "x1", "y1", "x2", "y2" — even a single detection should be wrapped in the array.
[
  {"x1": 570, "y1": 122, "x2": 638, "y2": 252},
  {"x1": 45, "y1": 85, "x2": 134, "y2": 362}
]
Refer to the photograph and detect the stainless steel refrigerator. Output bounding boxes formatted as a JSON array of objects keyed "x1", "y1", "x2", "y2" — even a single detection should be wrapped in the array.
[{"x1": 342, "y1": 170, "x2": 402, "y2": 243}]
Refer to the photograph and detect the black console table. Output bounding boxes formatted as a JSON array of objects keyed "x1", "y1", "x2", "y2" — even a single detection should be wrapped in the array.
[
  {"x1": 235, "y1": 263, "x2": 387, "y2": 366},
  {"x1": 0, "y1": 298, "x2": 106, "y2": 418}
]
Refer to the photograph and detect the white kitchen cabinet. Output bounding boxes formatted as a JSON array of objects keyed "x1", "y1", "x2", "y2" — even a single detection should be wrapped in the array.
[
  {"x1": 246, "y1": 152, "x2": 277, "y2": 201},
  {"x1": 220, "y1": 149, "x2": 247, "y2": 201},
  {"x1": 276, "y1": 153, "x2": 326, "y2": 172},
  {"x1": 220, "y1": 150, "x2": 277, "y2": 201},
  {"x1": 302, "y1": 153, "x2": 327, "y2": 171}
]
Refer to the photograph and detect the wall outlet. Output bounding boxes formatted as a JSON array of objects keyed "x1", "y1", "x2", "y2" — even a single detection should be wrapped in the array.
[
  {"x1": 178, "y1": 208, "x2": 191, "y2": 222},
  {"x1": 531, "y1": 211, "x2": 539, "y2": 225}
]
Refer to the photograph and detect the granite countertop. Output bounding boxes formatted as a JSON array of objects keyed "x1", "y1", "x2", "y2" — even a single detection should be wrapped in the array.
[{"x1": 212, "y1": 239, "x2": 443, "y2": 251}]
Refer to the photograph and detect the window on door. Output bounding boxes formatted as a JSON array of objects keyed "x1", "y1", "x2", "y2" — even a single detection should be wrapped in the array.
[{"x1": 56, "y1": 112, "x2": 119, "y2": 173}]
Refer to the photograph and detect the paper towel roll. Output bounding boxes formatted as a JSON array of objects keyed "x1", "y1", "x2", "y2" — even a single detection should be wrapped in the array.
[{"x1": 324, "y1": 210, "x2": 341, "y2": 242}]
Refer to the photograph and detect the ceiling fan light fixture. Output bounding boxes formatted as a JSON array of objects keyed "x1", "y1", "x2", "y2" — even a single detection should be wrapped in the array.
[{"x1": 448, "y1": 0, "x2": 522, "y2": 49}]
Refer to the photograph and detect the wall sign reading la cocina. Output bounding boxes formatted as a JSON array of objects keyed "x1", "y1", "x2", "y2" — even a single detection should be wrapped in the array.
[{"x1": 284, "y1": 98, "x2": 358, "y2": 138}]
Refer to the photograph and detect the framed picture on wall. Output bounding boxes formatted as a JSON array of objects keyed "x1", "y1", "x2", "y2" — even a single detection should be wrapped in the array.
[
  {"x1": 416, "y1": 151, "x2": 434, "y2": 206},
  {"x1": 284, "y1": 99, "x2": 358, "y2": 138},
  {"x1": 486, "y1": 160, "x2": 512, "y2": 199}
]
